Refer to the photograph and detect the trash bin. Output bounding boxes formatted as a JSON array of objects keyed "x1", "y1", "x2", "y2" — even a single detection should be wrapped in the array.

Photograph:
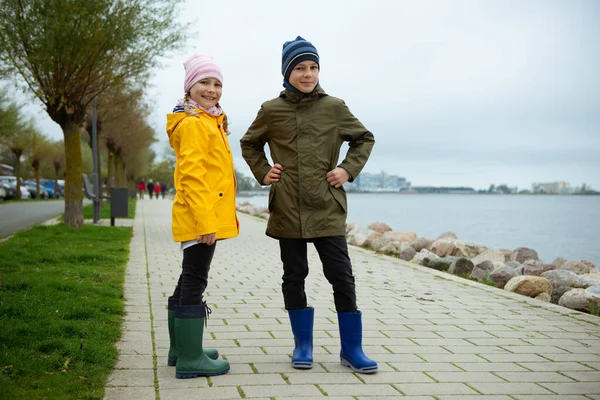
[{"x1": 110, "y1": 188, "x2": 129, "y2": 225}]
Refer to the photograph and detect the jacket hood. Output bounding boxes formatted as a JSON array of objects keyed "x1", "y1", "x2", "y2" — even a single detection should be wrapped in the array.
[
  {"x1": 280, "y1": 84, "x2": 327, "y2": 104},
  {"x1": 166, "y1": 112, "x2": 187, "y2": 143}
]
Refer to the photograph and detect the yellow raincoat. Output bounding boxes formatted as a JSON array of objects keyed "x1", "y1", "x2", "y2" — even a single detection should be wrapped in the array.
[{"x1": 166, "y1": 109, "x2": 239, "y2": 242}]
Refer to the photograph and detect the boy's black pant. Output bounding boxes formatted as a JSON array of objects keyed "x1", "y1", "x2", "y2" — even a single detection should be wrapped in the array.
[
  {"x1": 173, "y1": 243, "x2": 215, "y2": 305},
  {"x1": 279, "y1": 236, "x2": 357, "y2": 312}
]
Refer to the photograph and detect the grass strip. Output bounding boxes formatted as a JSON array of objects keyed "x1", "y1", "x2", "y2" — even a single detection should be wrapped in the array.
[
  {"x1": 0, "y1": 223, "x2": 132, "y2": 399},
  {"x1": 82, "y1": 197, "x2": 137, "y2": 220}
]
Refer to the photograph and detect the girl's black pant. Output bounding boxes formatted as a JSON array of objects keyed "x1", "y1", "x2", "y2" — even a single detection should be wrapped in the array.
[
  {"x1": 172, "y1": 243, "x2": 215, "y2": 305},
  {"x1": 279, "y1": 236, "x2": 357, "y2": 312}
]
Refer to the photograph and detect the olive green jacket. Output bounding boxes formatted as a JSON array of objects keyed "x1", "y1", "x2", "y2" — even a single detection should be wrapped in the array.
[{"x1": 240, "y1": 85, "x2": 375, "y2": 239}]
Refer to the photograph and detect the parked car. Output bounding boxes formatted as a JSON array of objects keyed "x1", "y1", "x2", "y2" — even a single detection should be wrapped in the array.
[
  {"x1": 24, "y1": 180, "x2": 50, "y2": 199},
  {"x1": 0, "y1": 184, "x2": 6, "y2": 200},
  {"x1": 0, "y1": 176, "x2": 31, "y2": 200},
  {"x1": 0, "y1": 182, "x2": 12, "y2": 199},
  {"x1": 39, "y1": 179, "x2": 64, "y2": 198}
]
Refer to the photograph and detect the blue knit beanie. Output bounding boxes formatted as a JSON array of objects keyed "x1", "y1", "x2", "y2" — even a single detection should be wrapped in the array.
[{"x1": 281, "y1": 36, "x2": 319, "y2": 91}]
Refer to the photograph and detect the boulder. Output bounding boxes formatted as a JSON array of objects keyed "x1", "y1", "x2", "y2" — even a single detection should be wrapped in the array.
[
  {"x1": 523, "y1": 263, "x2": 556, "y2": 276},
  {"x1": 412, "y1": 249, "x2": 439, "y2": 266},
  {"x1": 581, "y1": 260, "x2": 597, "y2": 270},
  {"x1": 500, "y1": 248, "x2": 512, "y2": 261},
  {"x1": 504, "y1": 276, "x2": 553, "y2": 298},
  {"x1": 471, "y1": 260, "x2": 495, "y2": 281},
  {"x1": 535, "y1": 292, "x2": 551, "y2": 302},
  {"x1": 366, "y1": 236, "x2": 392, "y2": 252},
  {"x1": 471, "y1": 248, "x2": 506, "y2": 266},
  {"x1": 347, "y1": 232, "x2": 368, "y2": 247},
  {"x1": 368, "y1": 222, "x2": 392, "y2": 233},
  {"x1": 362, "y1": 232, "x2": 383, "y2": 249},
  {"x1": 557, "y1": 287, "x2": 600, "y2": 312},
  {"x1": 551, "y1": 285, "x2": 574, "y2": 304},
  {"x1": 505, "y1": 261, "x2": 524, "y2": 275},
  {"x1": 410, "y1": 237, "x2": 433, "y2": 252},
  {"x1": 430, "y1": 239, "x2": 456, "y2": 257},
  {"x1": 541, "y1": 270, "x2": 588, "y2": 289},
  {"x1": 437, "y1": 231, "x2": 458, "y2": 240},
  {"x1": 399, "y1": 245, "x2": 417, "y2": 262},
  {"x1": 552, "y1": 257, "x2": 568, "y2": 268},
  {"x1": 451, "y1": 241, "x2": 484, "y2": 258},
  {"x1": 449, "y1": 258, "x2": 475, "y2": 276},
  {"x1": 382, "y1": 230, "x2": 417, "y2": 243},
  {"x1": 379, "y1": 241, "x2": 402, "y2": 256},
  {"x1": 559, "y1": 260, "x2": 593, "y2": 275},
  {"x1": 489, "y1": 266, "x2": 520, "y2": 288},
  {"x1": 427, "y1": 257, "x2": 460, "y2": 271},
  {"x1": 509, "y1": 247, "x2": 539, "y2": 263}
]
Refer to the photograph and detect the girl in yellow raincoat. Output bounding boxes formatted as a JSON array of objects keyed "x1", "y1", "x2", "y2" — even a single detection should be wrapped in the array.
[{"x1": 165, "y1": 54, "x2": 239, "y2": 379}]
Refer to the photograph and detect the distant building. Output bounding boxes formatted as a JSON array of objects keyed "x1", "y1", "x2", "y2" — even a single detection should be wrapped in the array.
[
  {"x1": 532, "y1": 181, "x2": 572, "y2": 194},
  {"x1": 345, "y1": 171, "x2": 412, "y2": 192},
  {"x1": 0, "y1": 163, "x2": 14, "y2": 176}
]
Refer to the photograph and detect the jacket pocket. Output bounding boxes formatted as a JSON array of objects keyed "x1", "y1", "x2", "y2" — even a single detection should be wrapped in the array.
[{"x1": 328, "y1": 186, "x2": 347, "y2": 213}]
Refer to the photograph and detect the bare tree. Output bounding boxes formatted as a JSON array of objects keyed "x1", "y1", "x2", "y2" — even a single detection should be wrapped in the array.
[{"x1": 0, "y1": 0, "x2": 187, "y2": 226}]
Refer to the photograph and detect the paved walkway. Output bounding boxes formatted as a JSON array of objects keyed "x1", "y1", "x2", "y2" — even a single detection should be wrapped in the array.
[{"x1": 104, "y1": 199, "x2": 600, "y2": 400}]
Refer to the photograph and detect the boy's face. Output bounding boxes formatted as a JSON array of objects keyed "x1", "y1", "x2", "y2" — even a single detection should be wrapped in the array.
[
  {"x1": 189, "y1": 78, "x2": 222, "y2": 109},
  {"x1": 288, "y1": 60, "x2": 319, "y2": 93}
]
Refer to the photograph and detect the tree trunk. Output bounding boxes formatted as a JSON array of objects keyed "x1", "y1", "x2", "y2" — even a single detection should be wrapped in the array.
[
  {"x1": 106, "y1": 151, "x2": 114, "y2": 196},
  {"x1": 34, "y1": 164, "x2": 41, "y2": 198},
  {"x1": 62, "y1": 121, "x2": 83, "y2": 227},
  {"x1": 115, "y1": 151, "x2": 125, "y2": 188},
  {"x1": 13, "y1": 152, "x2": 22, "y2": 200}
]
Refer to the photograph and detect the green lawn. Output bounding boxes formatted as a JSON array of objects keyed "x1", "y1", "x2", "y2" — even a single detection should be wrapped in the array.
[
  {"x1": 83, "y1": 197, "x2": 137, "y2": 220},
  {"x1": 0, "y1": 224, "x2": 133, "y2": 399}
]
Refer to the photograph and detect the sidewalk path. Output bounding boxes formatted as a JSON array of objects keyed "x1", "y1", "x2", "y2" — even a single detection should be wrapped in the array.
[{"x1": 104, "y1": 199, "x2": 600, "y2": 400}]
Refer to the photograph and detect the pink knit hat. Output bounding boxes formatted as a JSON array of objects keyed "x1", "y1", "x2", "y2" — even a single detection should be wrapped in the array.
[{"x1": 183, "y1": 54, "x2": 223, "y2": 92}]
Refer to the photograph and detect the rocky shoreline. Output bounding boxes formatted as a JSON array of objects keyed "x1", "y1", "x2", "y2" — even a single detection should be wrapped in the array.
[{"x1": 236, "y1": 201, "x2": 600, "y2": 316}]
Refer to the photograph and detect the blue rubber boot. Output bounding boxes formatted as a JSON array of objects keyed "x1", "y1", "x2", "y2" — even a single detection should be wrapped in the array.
[
  {"x1": 174, "y1": 303, "x2": 230, "y2": 378},
  {"x1": 337, "y1": 311, "x2": 378, "y2": 374},
  {"x1": 167, "y1": 297, "x2": 218, "y2": 366},
  {"x1": 288, "y1": 307, "x2": 314, "y2": 369}
]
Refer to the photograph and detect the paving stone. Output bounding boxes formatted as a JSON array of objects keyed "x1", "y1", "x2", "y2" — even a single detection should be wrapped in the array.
[
  {"x1": 393, "y1": 382, "x2": 477, "y2": 395},
  {"x1": 160, "y1": 387, "x2": 241, "y2": 400},
  {"x1": 242, "y1": 384, "x2": 322, "y2": 398},
  {"x1": 495, "y1": 371, "x2": 577, "y2": 382},
  {"x1": 103, "y1": 387, "x2": 156, "y2": 400},
  {"x1": 538, "y1": 382, "x2": 600, "y2": 395},
  {"x1": 468, "y1": 382, "x2": 553, "y2": 395},
  {"x1": 319, "y1": 384, "x2": 401, "y2": 396}
]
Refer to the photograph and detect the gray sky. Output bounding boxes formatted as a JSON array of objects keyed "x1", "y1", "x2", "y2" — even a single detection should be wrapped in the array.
[{"x1": 32, "y1": 0, "x2": 600, "y2": 190}]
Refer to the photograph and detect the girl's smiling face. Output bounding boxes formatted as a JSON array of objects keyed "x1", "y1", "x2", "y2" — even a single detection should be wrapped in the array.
[
  {"x1": 189, "y1": 78, "x2": 222, "y2": 108},
  {"x1": 289, "y1": 60, "x2": 319, "y2": 93}
]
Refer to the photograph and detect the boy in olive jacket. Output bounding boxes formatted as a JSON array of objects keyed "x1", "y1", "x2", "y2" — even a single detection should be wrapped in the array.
[{"x1": 240, "y1": 36, "x2": 377, "y2": 373}]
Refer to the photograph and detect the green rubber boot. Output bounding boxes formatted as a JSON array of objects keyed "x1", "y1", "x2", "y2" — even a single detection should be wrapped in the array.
[
  {"x1": 168, "y1": 297, "x2": 218, "y2": 366},
  {"x1": 175, "y1": 303, "x2": 230, "y2": 378}
]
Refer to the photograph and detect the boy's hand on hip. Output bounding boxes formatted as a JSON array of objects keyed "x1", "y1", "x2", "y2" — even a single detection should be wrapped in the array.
[
  {"x1": 263, "y1": 163, "x2": 283, "y2": 185},
  {"x1": 197, "y1": 233, "x2": 216, "y2": 246},
  {"x1": 327, "y1": 168, "x2": 350, "y2": 188}
]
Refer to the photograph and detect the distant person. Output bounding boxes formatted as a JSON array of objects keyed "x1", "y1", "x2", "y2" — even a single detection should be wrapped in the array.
[
  {"x1": 240, "y1": 36, "x2": 377, "y2": 373},
  {"x1": 166, "y1": 54, "x2": 239, "y2": 379},
  {"x1": 147, "y1": 179, "x2": 154, "y2": 199},
  {"x1": 161, "y1": 182, "x2": 168, "y2": 199},
  {"x1": 154, "y1": 182, "x2": 162, "y2": 199},
  {"x1": 137, "y1": 179, "x2": 146, "y2": 199}
]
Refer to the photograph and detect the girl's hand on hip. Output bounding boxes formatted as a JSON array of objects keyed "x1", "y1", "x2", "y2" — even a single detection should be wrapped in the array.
[
  {"x1": 326, "y1": 168, "x2": 350, "y2": 188},
  {"x1": 197, "y1": 233, "x2": 217, "y2": 246},
  {"x1": 263, "y1": 163, "x2": 283, "y2": 185}
]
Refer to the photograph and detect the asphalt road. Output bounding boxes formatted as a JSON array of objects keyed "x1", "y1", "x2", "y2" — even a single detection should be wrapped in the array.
[{"x1": 0, "y1": 200, "x2": 71, "y2": 238}]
